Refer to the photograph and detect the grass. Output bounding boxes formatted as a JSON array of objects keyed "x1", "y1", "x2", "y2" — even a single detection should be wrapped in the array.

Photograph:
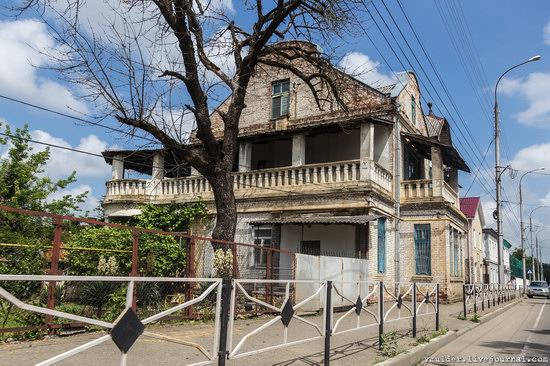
[{"x1": 471, "y1": 313, "x2": 480, "y2": 323}]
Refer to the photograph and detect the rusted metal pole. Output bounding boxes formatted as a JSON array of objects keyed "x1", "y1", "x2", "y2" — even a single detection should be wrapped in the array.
[
  {"x1": 232, "y1": 242, "x2": 237, "y2": 279},
  {"x1": 131, "y1": 230, "x2": 139, "y2": 311},
  {"x1": 187, "y1": 237, "x2": 196, "y2": 317},
  {"x1": 46, "y1": 217, "x2": 63, "y2": 329}
]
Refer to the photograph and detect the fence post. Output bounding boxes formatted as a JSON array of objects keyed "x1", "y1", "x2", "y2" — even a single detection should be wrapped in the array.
[
  {"x1": 266, "y1": 250, "x2": 272, "y2": 305},
  {"x1": 435, "y1": 283, "x2": 440, "y2": 332},
  {"x1": 46, "y1": 216, "x2": 63, "y2": 329},
  {"x1": 473, "y1": 284, "x2": 477, "y2": 314},
  {"x1": 231, "y1": 243, "x2": 238, "y2": 279},
  {"x1": 487, "y1": 285, "x2": 491, "y2": 309},
  {"x1": 493, "y1": 284, "x2": 496, "y2": 307},
  {"x1": 131, "y1": 230, "x2": 139, "y2": 312},
  {"x1": 217, "y1": 279, "x2": 232, "y2": 366},
  {"x1": 412, "y1": 283, "x2": 417, "y2": 338},
  {"x1": 379, "y1": 281, "x2": 384, "y2": 350},
  {"x1": 481, "y1": 284, "x2": 485, "y2": 311},
  {"x1": 462, "y1": 284, "x2": 467, "y2": 318},
  {"x1": 186, "y1": 237, "x2": 196, "y2": 317},
  {"x1": 324, "y1": 281, "x2": 332, "y2": 366}
]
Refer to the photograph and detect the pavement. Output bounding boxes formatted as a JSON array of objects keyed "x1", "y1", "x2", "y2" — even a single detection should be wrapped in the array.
[
  {"x1": 0, "y1": 298, "x2": 522, "y2": 366},
  {"x1": 423, "y1": 297, "x2": 550, "y2": 366}
]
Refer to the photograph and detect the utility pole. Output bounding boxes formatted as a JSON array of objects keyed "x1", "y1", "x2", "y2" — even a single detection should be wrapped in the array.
[
  {"x1": 494, "y1": 56, "x2": 541, "y2": 284},
  {"x1": 519, "y1": 168, "x2": 544, "y2": 293}
]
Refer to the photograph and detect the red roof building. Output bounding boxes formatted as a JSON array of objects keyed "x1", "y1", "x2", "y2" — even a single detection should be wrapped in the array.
[{"x1": 460, "y1": 197, "x2": 481, "y2": 219}]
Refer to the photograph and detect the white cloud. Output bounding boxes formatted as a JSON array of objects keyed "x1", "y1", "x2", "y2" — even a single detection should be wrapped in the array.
[
  {"x1": 30, "y1": 130, "x2": 112, "y2": 180},
  {"x1": 510, "y1": 143, "x2": 550, "y2": 171},
  {"x1": 0, "y1": 19, "x2": 87, "y2": 114},
  {"x1": 544, "y1": 20, "x2": 550, "y2": 45},
  {"x1": 338, "y1": 52, "x2": 395, "y2": 87},
  {"x1": 499, "y1": 73, "x2": 550, "y2": 127},
  {"x1": 48, "y1": 184, "x2": 100, "y2": 213}
]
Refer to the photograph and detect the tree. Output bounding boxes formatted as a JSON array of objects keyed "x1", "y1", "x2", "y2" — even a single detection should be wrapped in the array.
[
  {"x1": 0, "y1": 122, "x2": 89, "y2": 331},
  {"x1": 16, "y1": 0, "x2": 372, "y2": 242}
]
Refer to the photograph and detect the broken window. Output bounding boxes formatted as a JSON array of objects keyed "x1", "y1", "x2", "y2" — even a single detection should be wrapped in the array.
[{"x1": 272, "y1": 79, "x2": 290, "y2": 119}]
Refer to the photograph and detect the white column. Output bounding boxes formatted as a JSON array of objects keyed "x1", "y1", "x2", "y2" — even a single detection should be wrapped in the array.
[
  {"x1": 152, "y1": 152, "x2": 165, "y2": 180},
  {"x1": 360, "y1": 122, "x2": 374, "y2": 180},
  {"x1": 292, "y1": 134, "x2": 306, "y2": 167},
  {"x1": 238, "y1": 141, "x2": 252, "y2": 172},
  {"x1": 431, "y1": 146, "x2": 443, "y2": 197},
  {"x1": 111, "y1": 154, "x2": 124, "y2": 180}
]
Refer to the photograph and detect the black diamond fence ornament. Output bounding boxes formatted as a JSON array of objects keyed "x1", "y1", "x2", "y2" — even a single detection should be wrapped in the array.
[
  {"x1": 355, "y1": 296, "x2": 362, "y2": 315},
  {"x1": 425, "y1": 291, "x2": 431, "y2": 303},
  {"x1": 280, "y1": 300, "x2": 295, "y2": 327},
  {"x1": 110, "y1": 308, "x2": 145, "y2": 354},
  {"x1": 396, "y1": 294, "x2": 403, "y2": 309}
]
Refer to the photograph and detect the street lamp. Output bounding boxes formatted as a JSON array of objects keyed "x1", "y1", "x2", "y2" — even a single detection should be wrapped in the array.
[
  {"x1": 519, "y1": 167, "x2": 545, "y2": 293},
  {"x1": 530, "y1": 205, "x2": 548, "y2": 281},
  {"x1": 494, "y1": 55, "x2": 541, "y2": 284},
  {"x1": 536, "y1": 229, "x2": 548, "y2": 281}
]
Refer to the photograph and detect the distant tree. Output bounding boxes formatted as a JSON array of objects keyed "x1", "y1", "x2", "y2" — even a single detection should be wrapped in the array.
[{"x1": 0, "y1": 122, "x2": 89, "y2": 329}]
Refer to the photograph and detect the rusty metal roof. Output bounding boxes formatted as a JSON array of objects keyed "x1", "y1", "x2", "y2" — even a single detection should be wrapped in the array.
[{"x1": 249, "y1": 214, "x2": 383, "y2": 226}]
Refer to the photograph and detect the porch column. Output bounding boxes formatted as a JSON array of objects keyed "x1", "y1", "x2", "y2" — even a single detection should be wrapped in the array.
[
  {"x1": 239, "y1": 141, "x2": 252, "y2": 172},
  {"x1": 360, "y1": 122, "x2": 374, "y2": 180},
  {"x1": 152, "y1": 152, "x2": 165, "y2": 180},
  {"x1": 111, "y1": 154, "x2": 124, "y2": 180},
  {"x1": 292, "y1": 134, "x2": 306, "y2": 166},
  {"x1": 431, "y1": 145, "x2": 443, "y2": 197}
]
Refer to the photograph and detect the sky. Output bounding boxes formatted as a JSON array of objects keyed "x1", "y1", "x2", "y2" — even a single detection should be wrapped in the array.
[{"x1": 1, "y1": 0, "x2": 550, "y2": 263}]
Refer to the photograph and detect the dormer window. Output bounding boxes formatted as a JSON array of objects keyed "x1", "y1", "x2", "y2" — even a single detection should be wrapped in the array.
[{"x1": 271, "y1": 79, "x2": 290, "y2": 119}]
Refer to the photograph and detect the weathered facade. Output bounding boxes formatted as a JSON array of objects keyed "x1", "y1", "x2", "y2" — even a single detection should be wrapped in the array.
[{"x1": 101, "y1": 41, "x2": 470, "y2": 301}]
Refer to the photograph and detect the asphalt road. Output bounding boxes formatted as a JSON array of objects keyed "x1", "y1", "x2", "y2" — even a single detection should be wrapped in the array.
[{"x1": 425, "y1": 297, "x2": 550, "y2": 365}]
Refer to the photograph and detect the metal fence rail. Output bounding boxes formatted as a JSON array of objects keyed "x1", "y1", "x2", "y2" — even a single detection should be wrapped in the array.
[
  {"x1": 462, "y1": 283, "x2": 519, "y2": 317},
  {"x1": 0, "y1": 275, "x2": 223, "y2": 366}
]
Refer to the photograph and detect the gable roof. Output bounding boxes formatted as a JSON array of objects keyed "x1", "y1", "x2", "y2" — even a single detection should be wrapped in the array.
[{"x1": 459, "y1": 197, "x2": 481, "y2": 218}]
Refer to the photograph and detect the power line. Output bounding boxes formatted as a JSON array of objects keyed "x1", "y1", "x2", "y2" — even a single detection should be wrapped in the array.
[{"x1": 365, "y1": 1, "x2": 496, "y2": 198}]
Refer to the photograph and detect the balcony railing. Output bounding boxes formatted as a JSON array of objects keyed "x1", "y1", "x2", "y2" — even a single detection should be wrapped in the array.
[
  {"x1": 105, "y1": 160, "x2": 393, "y2": 203},
  {"x1": 400, "y1": 179, "x2": 459, "y2": 206}
]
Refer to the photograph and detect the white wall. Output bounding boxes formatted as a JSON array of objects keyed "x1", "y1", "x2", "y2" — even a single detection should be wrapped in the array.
[
  {"x1": 294, "y1": 253, "x2": 369, "y2": 311},
  {"x1": 280, "y1": 224, "x2": 356, "y2": 269}
]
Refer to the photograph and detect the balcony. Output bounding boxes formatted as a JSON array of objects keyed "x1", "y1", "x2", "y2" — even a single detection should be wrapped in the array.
[
  {"x1": 104, "y1": 160, "x2": 393, "y2": 204},
  {"x1": 400, "y1": 179, "x2": 459, "y2": 207}
]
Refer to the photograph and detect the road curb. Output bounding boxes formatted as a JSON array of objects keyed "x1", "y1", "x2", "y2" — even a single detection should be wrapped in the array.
[{"x1": 377, "y1": 298, "x2": 523, "y2": 366}]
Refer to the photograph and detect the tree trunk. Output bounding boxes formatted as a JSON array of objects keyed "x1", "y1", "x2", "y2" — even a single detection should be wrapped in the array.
[{"x1": 208, "y1": 169, "x2": 237, "y2": 244}]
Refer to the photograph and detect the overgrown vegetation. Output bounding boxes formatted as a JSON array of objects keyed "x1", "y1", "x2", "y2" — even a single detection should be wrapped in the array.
[
  {"x1": 471, "y1": 313, "x2": 480, "y2": 323},
  {"x1": 380, "y1": 331, "x2": 400, "y2": 358},
  {"x1": 0, "y1": 128, "x2": 208, "y2": 339}
]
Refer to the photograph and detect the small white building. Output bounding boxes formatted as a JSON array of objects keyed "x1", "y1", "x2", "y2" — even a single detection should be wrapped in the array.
[{"x1": 483, "y1": 228, "x2": 499, "y2": 284}]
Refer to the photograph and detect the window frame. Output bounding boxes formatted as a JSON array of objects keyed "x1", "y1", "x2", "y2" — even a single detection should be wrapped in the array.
[
  {"x1": 377, "y1": 218, "x2": 386, "y2": 273},
  {"x1": 411, "y1": 95, "x2": 416, "y2": 124},
  {"x1": 414, "y1": 224, "x2": 431, "y2": 276},
  {"x1": 271, "y1": 79, "x2": 290, "y2": 119},
  {"x1": 253, "y1": 226, "x2": 273, "y2": 267}
]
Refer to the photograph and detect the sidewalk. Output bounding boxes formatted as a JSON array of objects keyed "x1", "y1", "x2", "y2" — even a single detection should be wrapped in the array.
[{"x1": 0, "y1": 299, "x2": 518, "y2": 366}]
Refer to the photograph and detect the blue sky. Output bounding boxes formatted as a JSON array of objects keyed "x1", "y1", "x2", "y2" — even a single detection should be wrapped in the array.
[{"x1": 1, "y1": 0, "x2": 550, "y2": 260}]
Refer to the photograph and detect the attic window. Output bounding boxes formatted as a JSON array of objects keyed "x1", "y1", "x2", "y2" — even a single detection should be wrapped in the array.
[{"x1": 272, "y1": 79, "x2": 290, "y2": 119}]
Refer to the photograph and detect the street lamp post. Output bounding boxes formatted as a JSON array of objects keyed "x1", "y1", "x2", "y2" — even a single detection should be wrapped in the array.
[
  {"x1": 530, "y1": 205, "x2": 548, "y2": 281},
  {"x1": 519, "y1": 168, "x2": 545, "y2": 293},
  {"x1": 536, "y1": 229, "x2": 548, "y2": 281},
  {"x1": 494, "y1": 55, "x2": 541, "y2": 284}
]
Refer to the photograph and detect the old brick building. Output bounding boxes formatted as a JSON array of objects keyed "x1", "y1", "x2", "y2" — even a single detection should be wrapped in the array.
[{"x1": 101, "y1": 41, "x2": 470, "y2": 301}]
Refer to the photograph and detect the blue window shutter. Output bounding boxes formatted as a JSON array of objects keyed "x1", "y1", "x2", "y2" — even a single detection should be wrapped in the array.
[{"x1": 377, "y1": 218, "x2": 386, "y2": 273}]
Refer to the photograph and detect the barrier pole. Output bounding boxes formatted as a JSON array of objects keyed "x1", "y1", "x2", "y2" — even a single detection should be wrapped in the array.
[{"x1": 324, "y1": 281, "x2": 332, "y2": 366}]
